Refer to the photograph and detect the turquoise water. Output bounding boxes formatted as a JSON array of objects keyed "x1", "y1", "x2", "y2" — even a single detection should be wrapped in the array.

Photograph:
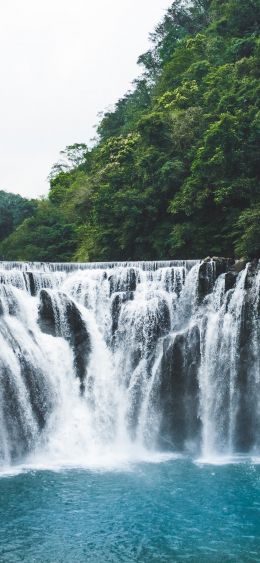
[{"x1": 0, "y1": 459, "x2": 260, "y2": 562}]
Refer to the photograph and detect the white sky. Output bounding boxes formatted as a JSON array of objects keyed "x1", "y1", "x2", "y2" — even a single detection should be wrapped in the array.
[{"x1": 0, "y1": 0, "x2": 170, "y2": 198}]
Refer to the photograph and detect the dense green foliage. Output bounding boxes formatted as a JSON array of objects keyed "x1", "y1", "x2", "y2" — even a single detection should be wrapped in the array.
[
  {"x1": 0, "y1": 190, "x2": 36, "y2": 246},
  {"x1": 1, "y1": 0, "x2": 260, "y2": 261},
  {"x1": 0, "y1": 201, "x2": 77, "y2": 262}
]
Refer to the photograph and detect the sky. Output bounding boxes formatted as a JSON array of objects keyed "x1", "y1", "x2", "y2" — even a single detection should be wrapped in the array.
[{"x1": 0, "y1": 0, "x2": 170, "y2": 199}]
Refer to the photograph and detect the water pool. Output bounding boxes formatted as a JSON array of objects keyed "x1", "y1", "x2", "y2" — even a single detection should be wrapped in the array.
[{"x1": 0, "y1": 458, "x2": 259, "y2": 562}]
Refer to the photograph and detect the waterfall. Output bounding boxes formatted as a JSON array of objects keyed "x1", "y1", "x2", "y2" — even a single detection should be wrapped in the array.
[{"x1": 0, "y1": 258, "x2": 259, "y2": 468}]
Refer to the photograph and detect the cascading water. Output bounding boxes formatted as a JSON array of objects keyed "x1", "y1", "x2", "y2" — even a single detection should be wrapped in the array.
[{"x1": 0, "y1": 258, "x2": 259, "y2": 469}]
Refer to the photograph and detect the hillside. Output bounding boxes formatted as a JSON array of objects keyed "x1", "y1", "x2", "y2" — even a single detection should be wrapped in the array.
[{"x1": 1, "y1": 0, "x2": 260, "y2": 261}]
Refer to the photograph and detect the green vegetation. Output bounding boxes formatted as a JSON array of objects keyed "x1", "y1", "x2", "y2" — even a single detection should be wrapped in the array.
[
  {"x1": 1, "y1": 0, "x2": 260, "y2": 261},
  {"x1": 0, "y1": 201, "x2": 77, "y2": 262},
  {"x1": 0, "y1": 190, "x2": 36, "y2": 246}
]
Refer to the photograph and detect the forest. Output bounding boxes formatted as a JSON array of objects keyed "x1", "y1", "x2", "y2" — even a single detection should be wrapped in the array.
[{"x1": 1, "y1": 0, "x2": 259, "y2": 262}]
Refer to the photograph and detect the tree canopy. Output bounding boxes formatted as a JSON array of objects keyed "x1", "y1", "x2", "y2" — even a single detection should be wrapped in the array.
[
  {"x1": 1, "y1": 0, "x2": 260, "y2": 261},
  {"x1": 0, "y1": 190, "x2": 36, "y2": 246}
]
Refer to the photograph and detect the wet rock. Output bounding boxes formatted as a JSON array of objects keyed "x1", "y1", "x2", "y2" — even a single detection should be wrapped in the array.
[
  {"x1": 0, "y1": 286, "x2": 19, "y2": 317},
  {"x1": 26, "y1": 272, "x2": 37, "y2": 296},
  {"x1": 20, "y1": 356, "x2": 54, "y2": 430},
  {"x1": 198, "y1": 257, "x2": 235, "y2": 301},
  {"x1": 0, "y1": 361, "x2": 33, "y2": 460},
  {"x1": 65, "y1": 299, "x2": 92, "y2": 393},
  {"x1": 158, "y1": 325, "x2": 201, "y2": 452},
  {"x1": 234, "y1": 260, "x2": 260, "y2": 451},
  {"x1": 38, "y1": 289, "x2": 91, "y2": 393},
  {"x1": 109, "y1": 268, "x2": 137, "y2": 295},
  {"x1": 38, "y1": 289, "x2": 56, "y2": 336},
  {"x1": 111, "y1": 294, "x2": 121, "y2": 336},
  {"x1": 233, "y1": 258, "x2": 247, "y2": 273},
  {"x1": 145, "y1": 299, "x2": 171, "y2": 355},
  {"x1": 0, "y1": 322, "x2": 54, "y2": 460},
  {"x1": 212, "y1": 257, "x2": 235, "y2": 277},
  {"x1": 224, "y1": 271, "x2": 237, "y2": 292},
  {"x1": 198, "y1": 261, "x2": 215, "y2": 302},
  {"x1": 111, "y1": 291, "x2": 134, "y2": 336},
  {"x1": 244, "y1": 260, "x2": 259, "y2": 291}
]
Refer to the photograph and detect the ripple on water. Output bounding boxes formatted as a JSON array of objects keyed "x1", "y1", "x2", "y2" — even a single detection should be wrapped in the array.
[{"x1": 0, "y1": 458, "x2": 259, "y2": 562}]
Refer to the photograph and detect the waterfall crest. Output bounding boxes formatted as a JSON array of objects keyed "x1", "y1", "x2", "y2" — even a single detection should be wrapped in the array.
[{"x1": 0, "y1": 259, "x2": 259, "y2": 468}]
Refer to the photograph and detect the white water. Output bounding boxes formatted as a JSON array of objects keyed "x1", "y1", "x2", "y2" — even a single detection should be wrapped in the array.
[{"x1": 0, "y1": 259, "x2": 259, "y2": 470}]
